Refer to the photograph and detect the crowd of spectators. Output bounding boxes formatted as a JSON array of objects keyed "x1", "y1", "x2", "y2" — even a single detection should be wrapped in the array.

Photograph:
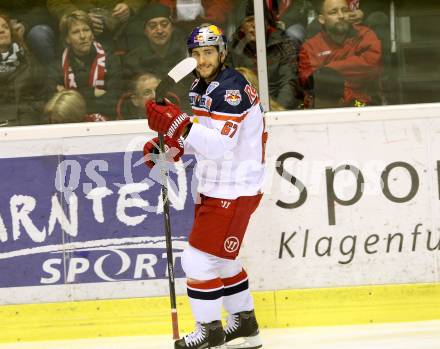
[{"x1": 0, "y1": 0, "x2": 394, "y2": 125}]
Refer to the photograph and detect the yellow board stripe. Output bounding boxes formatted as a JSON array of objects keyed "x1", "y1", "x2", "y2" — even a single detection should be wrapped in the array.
[{"x1": 1, "y1": 283, "x2": 440, "y2": 343}]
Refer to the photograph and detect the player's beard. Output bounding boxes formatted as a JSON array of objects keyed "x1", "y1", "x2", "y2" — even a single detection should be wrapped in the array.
[{"x1": 197, "y1": 60, "x2": 222, "y2": 82}]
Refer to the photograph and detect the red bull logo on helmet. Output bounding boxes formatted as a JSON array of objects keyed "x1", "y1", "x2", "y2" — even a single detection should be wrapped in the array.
[{"x1": 194, "y1": 33, "x2": 204, "y2": 43}]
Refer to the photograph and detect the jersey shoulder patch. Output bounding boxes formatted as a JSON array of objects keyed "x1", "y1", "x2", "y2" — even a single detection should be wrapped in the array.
[
  {"x1": 209, "y1": 69, "x2": 253, "y2": 115},
  {"x1": 224, "y1": 89, "x2": 242, "y2": 106}
]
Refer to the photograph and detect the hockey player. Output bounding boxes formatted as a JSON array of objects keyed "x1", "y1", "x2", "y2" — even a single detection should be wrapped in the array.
[{"x1": 144, "y1": 24, "x2": 267, "y2": 349}]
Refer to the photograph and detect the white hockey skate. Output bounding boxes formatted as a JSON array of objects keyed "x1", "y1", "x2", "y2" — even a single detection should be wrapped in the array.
[{"x1": 224, "y1": 310, "x2": 263, "y2": 349}]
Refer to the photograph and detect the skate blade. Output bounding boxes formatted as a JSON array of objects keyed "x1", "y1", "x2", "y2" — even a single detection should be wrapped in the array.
[{"x1": 225, "y1": 334, "x2": 263, "y2": 349}]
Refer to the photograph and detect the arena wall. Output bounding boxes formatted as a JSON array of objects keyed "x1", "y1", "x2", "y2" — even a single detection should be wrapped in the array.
[{"x1": 1, "y1": 104, "x2": 439, "y2": 342}]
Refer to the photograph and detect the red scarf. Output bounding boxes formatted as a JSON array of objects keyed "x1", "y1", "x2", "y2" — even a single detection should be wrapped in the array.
[{"x1": 62, "y1": 41, "x2": 106, "y2": 90}]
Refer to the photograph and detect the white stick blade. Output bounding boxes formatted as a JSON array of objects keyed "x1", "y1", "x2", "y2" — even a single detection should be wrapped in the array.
[{"x1": 168, "y1": 57, "x2": 197, "y2": 83}]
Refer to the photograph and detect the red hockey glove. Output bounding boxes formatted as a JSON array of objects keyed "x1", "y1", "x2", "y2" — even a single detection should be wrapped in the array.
[
  {"x1": 143, "y1": 135, "x2": 184, "y2": 169},
  {"x1": 146, "y1": 99, "x2": 190, "y2": 139}
]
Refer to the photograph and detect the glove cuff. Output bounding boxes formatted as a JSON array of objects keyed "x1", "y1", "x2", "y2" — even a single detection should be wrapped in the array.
[{"x1": 167, "y1": 113, "x2": 190, "y2": 139}]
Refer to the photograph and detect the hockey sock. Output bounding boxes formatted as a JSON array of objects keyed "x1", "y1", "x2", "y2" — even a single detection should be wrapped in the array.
[
  {"x1": 187, "y1": 278, "x2": 224, "y2": 323},
  {"x1": 222, "y1": 268, "x2": 254, "y2": 314}
]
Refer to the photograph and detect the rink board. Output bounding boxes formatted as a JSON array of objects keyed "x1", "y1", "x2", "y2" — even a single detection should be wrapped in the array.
[
  {"x1": 1, "y1": 283, "x2": 440, "y2": 342},
  {"x1": 0, "y1": 104, "x2": 440, "y2": 341},
  {"x1": 0, "y1": 131, "x2": 194, "y2": 303}
]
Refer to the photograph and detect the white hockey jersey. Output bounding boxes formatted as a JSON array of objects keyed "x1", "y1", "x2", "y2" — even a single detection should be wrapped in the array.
[{"x1": 184, "y1": 67, "x2": 267, "y2": 199}]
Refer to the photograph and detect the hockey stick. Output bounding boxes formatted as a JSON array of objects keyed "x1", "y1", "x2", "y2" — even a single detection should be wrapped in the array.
[{"x1": 154, "y1": 57, "x2": 197, "y2": 340}]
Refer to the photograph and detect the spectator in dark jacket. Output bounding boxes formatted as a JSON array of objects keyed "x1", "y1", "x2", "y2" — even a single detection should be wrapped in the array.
[
  {"x1": 0, "y1": 13, "x2": 45, "y2": 126},
  {"x1": 258, "y1": 0, "x2": 313, "y2": 50},
  {"x1": 48, "y1": 10, "x2": 122, "y2": 118},
  {"x1": 124, "y1": 5, "x2": 185, "y2": 78},
  {"x1": 228, "y1": 13, "x2": 299, "y2": 109},
  {"x1": 123, "y1": 4, "x2": 191, "y2": 112}
]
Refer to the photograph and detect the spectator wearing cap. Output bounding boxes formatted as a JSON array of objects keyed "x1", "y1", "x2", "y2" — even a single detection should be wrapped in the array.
[
  {"x1": 123, "y1": 4, "x2": 191, "y2": 111},
  {"x1": 48, "y1": 10, "x2": 123, "y2": 119}
]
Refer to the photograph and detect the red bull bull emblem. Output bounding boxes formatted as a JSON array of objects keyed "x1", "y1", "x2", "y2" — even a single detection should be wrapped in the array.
[
  {"x1": 194, "y1": 34, "x2": 204, "y2": 43},
  {"x1": 224, "y1": 90, "x2": 242, "y2": 106}
]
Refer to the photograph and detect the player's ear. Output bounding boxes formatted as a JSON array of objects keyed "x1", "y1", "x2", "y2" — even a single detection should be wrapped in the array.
[
  {"x1": 318, "y1": 14, "x2": 325, "y2": 25},
  {"x1": 220, "y1": 50, "x2": 227, "y2": 64}
]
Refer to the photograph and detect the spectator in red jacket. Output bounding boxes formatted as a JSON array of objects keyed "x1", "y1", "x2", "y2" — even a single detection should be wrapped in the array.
[{"x1": 299, "y1": 0, "x2": 382, "y2": 107}]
